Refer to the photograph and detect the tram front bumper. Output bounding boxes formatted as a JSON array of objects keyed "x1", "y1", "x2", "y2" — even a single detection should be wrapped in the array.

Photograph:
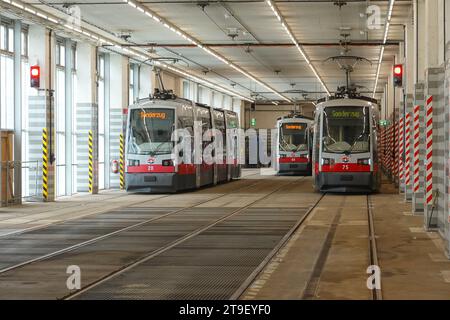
[
  {"x1": 125, "y1": 172, "x2": 177, "y2": 193},
  {"x1": 317, "y1": 172, "x2": 375, "y2": 193},
  {"x1": 278, "y1": 162, "x2": 310, "y2": 174}
]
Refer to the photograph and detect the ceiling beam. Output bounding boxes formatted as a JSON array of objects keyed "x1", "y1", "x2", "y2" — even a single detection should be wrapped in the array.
[{"x1": 114, "y1": 41, "x2": 401, "y2": 48}]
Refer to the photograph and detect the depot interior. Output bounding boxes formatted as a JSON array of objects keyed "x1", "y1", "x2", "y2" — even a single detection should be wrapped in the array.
[{"x1": 1, "y1": 0, "x2": 450, "y2": 291}]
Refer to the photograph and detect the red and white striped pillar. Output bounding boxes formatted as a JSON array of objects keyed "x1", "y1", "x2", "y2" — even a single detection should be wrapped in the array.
[
  {"x1": 394, "y1": 120, "x2": 399, "y2": 179},
  {"x1": 388, "y1": 124, "x2": 393, "y2": 174},
  {"x1": 398, "y1": 117, "x2": 404, "y2": 183},
  {"x1": 404, "y1": 113, "x2": 411, "y2": 186},
  {"x1": 413, "y1": 105, "x2": 420, "y2": 193},
  {"x1": 425, "y1": 96, "x2": 433, "y2": 205}
]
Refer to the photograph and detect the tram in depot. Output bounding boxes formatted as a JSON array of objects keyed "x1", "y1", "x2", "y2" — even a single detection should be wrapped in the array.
[
  {"x1": 312, "y1": 91, "x2": 381, "y2": 193},
  {"x1": 124, "y1": 89, "x2": 241, "y2": 193},
  {"x1": 274, "y1": 113, "x2": 314, "y2": 175}
]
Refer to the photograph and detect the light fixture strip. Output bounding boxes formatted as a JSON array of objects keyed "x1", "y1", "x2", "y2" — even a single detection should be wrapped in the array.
[
  {"x1": 372, "y1": 0, "x2": 395, "y2": 97},
  {"x1": 265, "y1": 0, "x2": 330, "y2": 96},
  {"x1": 121, "y1": 0, "x2": 291, "y2": 102},
  {"x1": 2, "y1": 0, "x2": 253, "y2": 102}
]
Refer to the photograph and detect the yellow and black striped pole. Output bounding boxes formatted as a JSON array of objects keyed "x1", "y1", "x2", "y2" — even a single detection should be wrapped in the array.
[
  {"x1": 88, "y1": 130, "x2": 94, "y2": 193},
  {"x1": 119, "y1": 133, "x2": 125, "y2": 190},
  {"x1": 42, "y1": 128, "x2": 49, "y2": 201}
]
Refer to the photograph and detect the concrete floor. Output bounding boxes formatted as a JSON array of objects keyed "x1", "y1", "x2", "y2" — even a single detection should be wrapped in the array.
[
  {"x1": 0, "y1": 169, "x2": 449, "y2": 299},
  {"x1": 242, "y1": 177, "x2": 450, "y2": 300}
]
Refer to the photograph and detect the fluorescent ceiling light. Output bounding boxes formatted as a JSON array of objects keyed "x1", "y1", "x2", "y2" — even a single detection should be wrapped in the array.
[
  {"x1": 372, "y1": 0, "x2": 395, "y2": 97},
  {"x1": 123, "y1": 0, "x2": 291, "y2": 102},
  {"x1": 4, "y1": 0, "x2": 254, "y2": 102},
  {"x1": 265, "y1": 0, "x2": 330, "y2": 96}
]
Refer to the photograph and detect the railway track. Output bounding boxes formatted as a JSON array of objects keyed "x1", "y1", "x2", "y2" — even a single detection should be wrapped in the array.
[
  {"x1": 65, "y1": 176, "x2": 306, "y2": 300},
  {"x1": 239, "y1": 193, "x2": 382, "y2": 300},
  {"x1": 0, "y1": 172, "x2": 261, "y2": 239},
  {"x1": 367, "y1": 195, "x2": 382, "y2": 300},
  {"x1": 0, "y1": 175, "x2": 312, "y2": 299},
  {"x1": 0, "y1": 175, "x2": 268, "y2": 276}
]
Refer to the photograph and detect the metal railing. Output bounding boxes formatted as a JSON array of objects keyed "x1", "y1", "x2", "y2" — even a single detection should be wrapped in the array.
[{"x1": 0, "y1": 160, "x2": 43, "y2": 206}]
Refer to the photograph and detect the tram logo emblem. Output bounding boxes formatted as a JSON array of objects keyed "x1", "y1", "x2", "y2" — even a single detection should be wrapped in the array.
[
  {"x1": 341, "y1": 156, "x2": 349, "y2": 163},
  {"x1": 147, "y1": 157, "x2": 156, "y2": 164}
]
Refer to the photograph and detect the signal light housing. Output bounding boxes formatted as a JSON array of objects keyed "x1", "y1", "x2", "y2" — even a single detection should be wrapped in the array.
[
  {"x1": 393, "y1": 64, "x2": 403, "y2": 87},
  {"x1": 30, "y1": 65, "x2": 40, "y2": 88}
]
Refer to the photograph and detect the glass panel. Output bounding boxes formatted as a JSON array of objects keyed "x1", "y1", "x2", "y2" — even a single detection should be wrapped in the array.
[
  {"x1": 322, "y1": 106, "x2": 370, "y2": 153},
  {"x1": 60, "y1": 44, "x2": 65, "y2": 67},
  {"x1": 0, "y1": 25, "x2": 5, "y2": 50},
  {"x1": 127, "y1": 108, "x2": 174, "y2": 155},
  {"x1": 55, "y1": 68, "x2": 66, "y2": 196},
  {"x1": 0, "y1": 55, "x2": 15, "y2": 129},
  {"x1": 21, "y1": 31, "x2": 27, "y2": 56},
  {"x1": 8, "y1": 27, "x2": 13, "y2": 52},
  {"x1": 279, "y1": 123, "x2": 308, "y2": 152}
]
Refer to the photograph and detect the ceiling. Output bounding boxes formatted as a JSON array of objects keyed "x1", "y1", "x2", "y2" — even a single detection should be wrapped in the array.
[{"x1": 20, "y1": 0, "x2": 412, "y2": 103}]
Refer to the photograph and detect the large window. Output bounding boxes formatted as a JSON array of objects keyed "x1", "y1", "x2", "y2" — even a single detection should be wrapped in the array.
[
  {"x1": 0, "y1": 21, "x2": 14, "y2": 129},
  {"x1": 55, "y1": 39, "x2": 66, "y2": 197},
  {"x1": 98, "y1": 54, "x2": 105, "y2": 190},
  {"x1": 71, "y1": 44, "x2": 77, "y2": 194}
]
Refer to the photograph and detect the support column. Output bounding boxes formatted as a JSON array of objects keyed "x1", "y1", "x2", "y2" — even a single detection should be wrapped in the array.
[
  {"x1": 412, "y1": 83, "x2": 425, "y2": 214},
  {"x1": 109, "y1": 54, "x2": 128, "y2": 188},
  {"x1": 13, "y1": 20, "x2": 22, "y2": 204},
  {"x1": 424, "y1": 67, "x2": 445, "y2": 231},
  {"x1": 76, "y1": 43, "x2": 98, "y2": 193},
  {"x1": 27, "y1": 25, "x2": 55, "y2": 201}
]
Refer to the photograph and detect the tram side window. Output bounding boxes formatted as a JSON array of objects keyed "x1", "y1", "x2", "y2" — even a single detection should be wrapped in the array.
[{"x1": 213, "y1": 112, "x2": 226, "y2": 159}]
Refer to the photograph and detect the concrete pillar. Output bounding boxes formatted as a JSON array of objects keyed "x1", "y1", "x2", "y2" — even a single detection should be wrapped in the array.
[
  {"x1": 27, "y1": 25, "x2": 55, "y2": 201},
  {"x1": 414, "y1": 0, "x2": 426, "y2": 82},
  {"x1": 108, "y1": 54, "x2": 128, "y2": 188},
  {"x1": 424, "y1": 0, "x2": 445, "y2": 69},
  {"x1": 76, "y1": 43, "x2": 98, "y2": 193},
  {"x1": 13, "y1": 20, "x2": 22, "y2": 204},
  {"x1": 424, "y1": 67, "x2": 445, "y2": 231},
  {"x1": 412, "y1": 83, "x2": 425, "y2": 214}
]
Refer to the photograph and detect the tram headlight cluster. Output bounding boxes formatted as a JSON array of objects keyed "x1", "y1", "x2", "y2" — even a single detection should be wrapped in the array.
[
  {"x1": 321, "y1": 158, "x2": 334, "y2": 165},
  {"x1": 357, "y1": 158, "x2": 371, "y2": 165},
  {"x1": 127, "y1": 159, "x2": 140, "y2": 166},
  {"x1": 162, "y1": 160, "x2": 174, "y2": 166}
]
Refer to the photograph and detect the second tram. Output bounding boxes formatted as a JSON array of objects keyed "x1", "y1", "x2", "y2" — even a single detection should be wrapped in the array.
[{"x1": 275, "y1": 113, "x2": 314, "y2": 175}]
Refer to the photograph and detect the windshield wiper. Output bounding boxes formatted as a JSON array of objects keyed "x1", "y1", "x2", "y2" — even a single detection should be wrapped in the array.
[
  {"x1": 149, "y1": 142, "x2": 171, "y2": 156},
  {"x1": 345, "y1": 132, "x2": 369, "y2": 154}
]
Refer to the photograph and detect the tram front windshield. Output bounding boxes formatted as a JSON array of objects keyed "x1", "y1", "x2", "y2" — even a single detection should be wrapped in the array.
[
  {"x1": 128, "y1": 108, "x2": 174, "y2": 155},
  {"x1": 280, "y1": 122, "x2": 308, "y2": 152},
  {"x1": 322, "y1": 106, "x2": 370, "y2": 154}
]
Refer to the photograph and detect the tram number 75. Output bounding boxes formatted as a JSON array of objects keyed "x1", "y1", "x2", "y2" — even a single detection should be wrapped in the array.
[{"x1": 342, "y1": 164, "x2": 350, "y2": 170}]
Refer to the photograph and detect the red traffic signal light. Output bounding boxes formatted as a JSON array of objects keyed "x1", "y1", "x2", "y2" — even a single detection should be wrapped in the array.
[
  {"x1": 393, "y1": 64, "x2": 403, "y2": 87},
  {"x1": 30, "y1": 65, "x2": 40, "y2": 88}
]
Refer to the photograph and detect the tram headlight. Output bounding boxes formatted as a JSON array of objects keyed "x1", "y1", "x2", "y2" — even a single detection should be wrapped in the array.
[
  {"x1": 127, "y1": 159, "x2": 140, "y2": 166},
  {"x1": 162, "y1": 159, "x2": 174, "y2": 166},
  {"x1": 321, "y1": 158, "x2": 334, "y2": 165},
  {"x1": 357, "y1": 158, "x2": 371, "y2": 165}
]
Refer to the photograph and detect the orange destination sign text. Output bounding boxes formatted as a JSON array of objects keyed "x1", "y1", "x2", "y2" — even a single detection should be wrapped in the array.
[{"x1": 140, "y1": 111, "x2": 166, "y2": 120}]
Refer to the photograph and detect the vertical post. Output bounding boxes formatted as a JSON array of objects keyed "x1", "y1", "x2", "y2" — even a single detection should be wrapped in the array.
[
  {"x1": 413, "y1": 105, "x2": 420, "y2": 194},
  {"x1": 398, "y1": 117, "x2": 404, "y2": 189},
  {"x1": 404, "y1": 112, "x2": 411, "y2": 187},
  {"x1": 42, "y1": 128, "x2": 49, "y2": 201},
  {"x1": 88, "y1": 130, "x2": 94, "y2": 194},
  {"x1": 425, "y1": 96, "x2": 433, "y2": 209},
  {"x1": 13, "y1": 20, "x2": 22, "y2": 204},
  {"x1": 119, "y1": 133, "x2": 125, "y2": 190}
]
